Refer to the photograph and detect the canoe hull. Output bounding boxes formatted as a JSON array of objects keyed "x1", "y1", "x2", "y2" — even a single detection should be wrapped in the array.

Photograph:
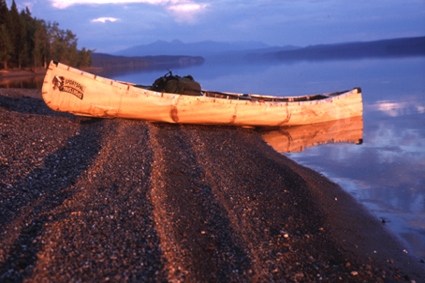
[{"x1": 42, "y1": 61, "x2": 363, "y2": 126}]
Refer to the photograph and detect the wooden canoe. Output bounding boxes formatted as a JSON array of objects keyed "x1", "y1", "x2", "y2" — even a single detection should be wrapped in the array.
[{"x1": 42, "y1": 61, "x2": 363, "y2": 127}]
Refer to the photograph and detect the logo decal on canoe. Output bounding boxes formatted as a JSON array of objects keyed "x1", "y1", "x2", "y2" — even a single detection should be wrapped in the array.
[{"x1": 52, "y1": 76, "x2": 85, "y2": 100}]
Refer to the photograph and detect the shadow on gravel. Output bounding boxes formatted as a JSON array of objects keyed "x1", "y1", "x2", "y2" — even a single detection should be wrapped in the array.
[
  {"x1": 0, "y1": 95, "x2": 76, "y2": 118},
  {"x1": 0, "y1": 119, "x2": 103, "y2": 282}
]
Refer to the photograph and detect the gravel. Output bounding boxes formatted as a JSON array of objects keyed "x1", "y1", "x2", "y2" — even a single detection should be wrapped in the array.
[{"x1": 1, "y1": 89, "x2": 424, "y2": 282}]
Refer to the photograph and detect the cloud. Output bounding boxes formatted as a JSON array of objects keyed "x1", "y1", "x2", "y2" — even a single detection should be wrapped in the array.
[
  {"x1": 49, "y1": 0, "x2": 207, "y2": 24},
  {"x1": 91, "y1": 17, "x2": 120, "y2": 23},
  {"x1": 50, "y1": 0, "x2": 170, "y2": 9},
  {"x1": 167, "y1": 3, "x2": 208, "y2": 23},
  {"x1": 168, "y1": 3, "x2": 204, "y2": 12}
]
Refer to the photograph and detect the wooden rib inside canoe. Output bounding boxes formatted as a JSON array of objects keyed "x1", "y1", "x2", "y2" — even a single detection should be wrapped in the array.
[{"x1": 42, "y1": 61, "x2": 363, "y2": 127}]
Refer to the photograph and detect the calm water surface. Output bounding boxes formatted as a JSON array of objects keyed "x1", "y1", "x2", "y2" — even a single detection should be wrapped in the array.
[{"x1": 3, "y1": 56, "x2": 424, "y2": 259}]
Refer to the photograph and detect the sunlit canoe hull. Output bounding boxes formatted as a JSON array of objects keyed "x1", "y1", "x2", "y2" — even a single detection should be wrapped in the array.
[{"x1": 42, "y1": 61, "x2": 363, "y2": 126}]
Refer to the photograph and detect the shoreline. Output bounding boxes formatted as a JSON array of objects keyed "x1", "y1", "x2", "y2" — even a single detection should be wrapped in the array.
[
  {"x1": 0, "y1": 69, "x2": 47, "y2": 79},
  {"x1": 1, "y1": 88, "x2": 424, "y2": 282},
  {"x1": 0, "y1": 67, "x2": 103, "y2": 80}
]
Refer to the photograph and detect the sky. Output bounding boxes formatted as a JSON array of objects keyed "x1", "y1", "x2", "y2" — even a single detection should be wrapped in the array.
[{"x1": 5, "y1": 0, "x2": 425, "y2": 53}]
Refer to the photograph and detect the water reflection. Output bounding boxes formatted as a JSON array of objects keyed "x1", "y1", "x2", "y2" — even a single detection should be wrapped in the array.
[
  {"x1": 0, "y1": 75, "x2": 44, "y2": 89},
  {"x1": 261, "y1": 116, "x2": 363, "y2": 153},
  {"x1": 367, "y1": 99, "x2": 425, "y2": 117},
  {"x1": 260, "y1": 108, "x2": 424, "y2": 259},
  {"x1": 286, "y1": 96, "x2": 425, "y2": 258}
]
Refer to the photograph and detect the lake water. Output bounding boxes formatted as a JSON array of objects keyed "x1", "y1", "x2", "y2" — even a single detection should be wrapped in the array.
[{"x1": 2, "y1": 56, "x2": 425, "y2": 260}]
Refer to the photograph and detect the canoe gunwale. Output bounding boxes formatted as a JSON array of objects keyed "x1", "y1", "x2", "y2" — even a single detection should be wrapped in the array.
[{"x1": 45, "y1": 61, "x2": 358, "y2": 104}]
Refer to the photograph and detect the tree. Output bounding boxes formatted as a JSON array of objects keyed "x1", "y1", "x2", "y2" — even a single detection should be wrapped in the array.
[
  {"x1": 64, "y1": 29, "x2": 79, "y2": 65},
  {"x1": 78, "y1": 47, "x2": 93, "y2": 68},
  {"x1": 0, "y1": 0, "x2": 12, "y2": 69},
  {"x1": 0, "y1": 0, "x2": 8, "y2": 25},
  {"x1": 0, "y1": 24, "x2": 12, "y2": 69},
  {"x1": 32, "y1": 19, "x2": 47, "y2": 68},
  {"x1": 0, "y1": 3, "x2": 93, "y2": 70},
  {"x1": 9, "y1": 0, "x2": 26, "y2": 69},
  {"x1": 21, "y1": 7, "x2": 34, "y2": 69}
]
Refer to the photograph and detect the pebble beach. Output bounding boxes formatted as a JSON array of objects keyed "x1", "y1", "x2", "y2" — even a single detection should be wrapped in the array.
[{"x1": 1, "y1": 88, "x2": 424, "y2": 282}]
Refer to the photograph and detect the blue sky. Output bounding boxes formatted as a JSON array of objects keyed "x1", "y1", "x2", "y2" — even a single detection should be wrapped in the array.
[{"x1": 6, "y1": 0, "x2": 425, "y2": 53}]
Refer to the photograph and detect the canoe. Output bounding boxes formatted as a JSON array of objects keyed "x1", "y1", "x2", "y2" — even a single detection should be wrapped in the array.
[{"x1": 42, "y1": 61, "x2": 363, "y2": 127}]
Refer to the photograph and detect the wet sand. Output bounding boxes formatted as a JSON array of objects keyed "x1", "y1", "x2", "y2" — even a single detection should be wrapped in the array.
[{"x1": 1, "y1": 88, "x2": 424, "y2": 282}]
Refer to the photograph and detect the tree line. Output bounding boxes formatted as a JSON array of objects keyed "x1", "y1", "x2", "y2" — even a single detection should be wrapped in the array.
[{"x1": 0, "y1": 0, "x2": 93, "y2": 70}]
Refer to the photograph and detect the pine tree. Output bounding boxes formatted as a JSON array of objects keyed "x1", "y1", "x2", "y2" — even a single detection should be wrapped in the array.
[
  {"x1": 0, "y1": 2, "x2": 93, "y2": 70},
  {"x1": 33, "y1": 19, "x2": 47, "y2": 68},
  {"x1": 9, "y1": 0, "x2": 26, "y2": 69},
  {"x1": 0, "y1": 0, "x2": 12, "y2": 69},
  {"x1": 0, "y1": 24, "x2": 13, "y2": 69},
  {"x1": 0, "y1": 0, "x2": 8, "y2": 25},
  {"x1": 21, "y1": 7, "x2": 34, "y2": 69},
  {"x1": 78, "y1": 47, "x2": 93, "y2": 68},
  {"x1": 64, "y1": 29, "x2": 78, "y2": 65}
]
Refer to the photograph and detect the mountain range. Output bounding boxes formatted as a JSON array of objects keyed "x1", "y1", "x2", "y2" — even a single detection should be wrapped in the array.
[
  {"x1": 112, "y1": 36, "x2": 425, "y2": 61},
  {"x1": 268, "y1": 36, "x2": 425, "y2": 61},
  {"x1": 91, "y1": 36, "x2": 425, "y2": 70},
  {"x1": 113, "y1": 39, "x2": 290, "y2": 57}
]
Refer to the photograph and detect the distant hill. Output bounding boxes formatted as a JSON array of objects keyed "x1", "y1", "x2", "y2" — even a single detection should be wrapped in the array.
[
  {"x1": 93, "y1": 37, "x2": 425, "y2": 69},
  {"x1": 91, "y1": 53, "x2": 205, "y2": 69},
  {"x1": 114, "y1": 39, "x2": 275, "y2": 57},
  {"x1": 112, "y1": 37, "x2": 425, "y2": 65},
  {"x1": 266, "y1": 36, "x2": 425, "y2": 61},
  {"x1": 205, "y1": 45, "x2": 299, "y2": 64}
]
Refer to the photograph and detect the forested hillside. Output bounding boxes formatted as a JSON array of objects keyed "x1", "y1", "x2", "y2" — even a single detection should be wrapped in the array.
[
  {"x1": 270, "y1": 36, "x2": 425, "y2": 61},
  {"x1": 0, "y1": 0, "x2": 92, "y2": 70}
]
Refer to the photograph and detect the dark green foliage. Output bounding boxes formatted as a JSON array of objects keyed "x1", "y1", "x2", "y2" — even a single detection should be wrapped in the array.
[
  {"x1": 10, "y1": 0, "x2": 27, "y2": 69},
  {"x1": 0, "y1": 0, "x2": 10, "y2": 27},
  {"x1": 0, "y1": 1, "x2": 93, "y2": 70},
  {"x1": 78, "y1": 47, "x2": 93, "y2": 68},
  {"x1": 0, "y1": 0, "x2": 12, "y2": 69}
]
